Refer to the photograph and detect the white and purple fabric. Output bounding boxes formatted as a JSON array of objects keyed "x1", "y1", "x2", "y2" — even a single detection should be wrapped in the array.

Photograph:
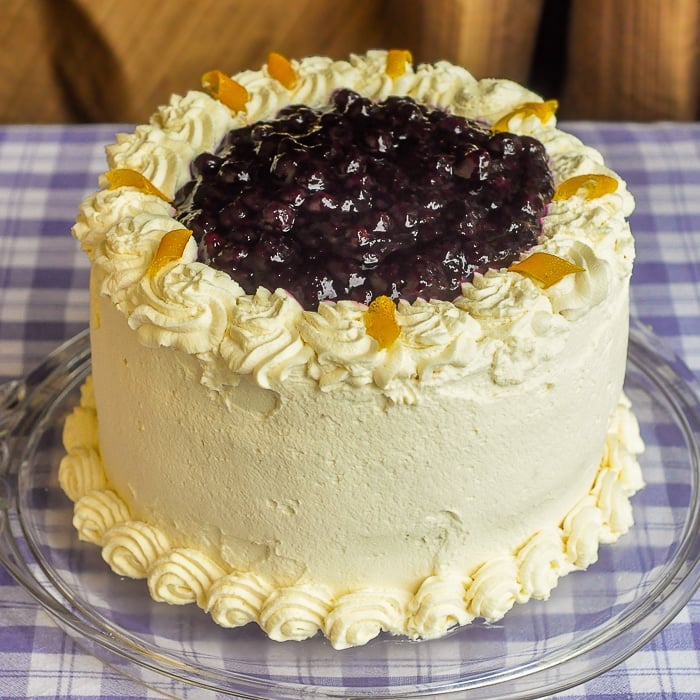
[{"x1": 0, "y1": 123, "x2": 699, "y2": 698}]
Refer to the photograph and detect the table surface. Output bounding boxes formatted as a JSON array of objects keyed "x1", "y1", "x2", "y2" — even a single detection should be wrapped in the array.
[{"x1": 0, "y1": 122, "x2": 699, "y2": 699}]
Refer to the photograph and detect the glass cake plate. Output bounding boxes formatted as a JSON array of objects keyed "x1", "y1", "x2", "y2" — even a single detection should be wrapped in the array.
[{"x1": 0, "y1": 319, "x2": 699, "y2": 700}]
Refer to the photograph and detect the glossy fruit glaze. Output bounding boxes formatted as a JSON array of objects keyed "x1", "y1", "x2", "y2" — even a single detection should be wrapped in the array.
[{"x1": 174, "y1": 89, "x2": 554, "y2": 308}]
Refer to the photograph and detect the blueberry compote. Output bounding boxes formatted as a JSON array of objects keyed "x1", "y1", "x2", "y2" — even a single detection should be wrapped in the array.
[{"x1": 174, "y1": 89, "x2": 554, "y2": 309}]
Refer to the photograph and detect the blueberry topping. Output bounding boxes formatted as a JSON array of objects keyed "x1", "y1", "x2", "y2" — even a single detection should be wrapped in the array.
[{"x1": 174, "y1": 89, "x2": 554, "y2": 308}]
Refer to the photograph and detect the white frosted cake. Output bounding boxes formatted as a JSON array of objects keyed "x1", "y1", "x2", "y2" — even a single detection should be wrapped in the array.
[{"x1": 61, "y1": 50, "x2": 644, "y2": 649}]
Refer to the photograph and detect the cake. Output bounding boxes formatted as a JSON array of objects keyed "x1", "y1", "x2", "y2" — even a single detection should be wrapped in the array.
[{"x1": 60, "y1": 50, "x2": 645, "y2": 649}]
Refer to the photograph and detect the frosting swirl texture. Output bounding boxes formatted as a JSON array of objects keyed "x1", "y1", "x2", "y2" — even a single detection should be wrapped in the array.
[{"x1": 74, "y1": 50, "x2": 635, "y2": 399}]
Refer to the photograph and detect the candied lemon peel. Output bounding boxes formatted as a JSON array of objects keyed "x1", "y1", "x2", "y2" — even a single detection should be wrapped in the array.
[
  {"x1": 364, "y1": 295, "x2": 401, "y2": 350},
  {"x1": 553, "y1": 174, "x2": 619, "y2": 201},
  {"x1": 201, "y1": 69, "x2": 249, "y2": 113},
  {"x1": 385, "y1": 49, "x2": 413, "y2": 78},
  {"x1": 508, "y1": 252, "x2": 585, "y2": 289},
  {"x1": 267, "y1": 52, "x2": 298, "y2": 89},
  {"x1": 493, "y1": 100, "x2": 559, "y2": 132},
  {"x1": 147, "y1": 229, "x2": 193, "y2": 277},
  {"x1": 104, "y1": 168, "x2": 169, "y2": 202}
]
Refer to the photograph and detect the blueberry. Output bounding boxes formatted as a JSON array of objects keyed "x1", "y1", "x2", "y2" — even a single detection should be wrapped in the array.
[
  {"x1": 218, "y1": 201, "x2": 248, "y2": 229},
  {"x1": 453, "y1": 147, "x2": 483, "y2": 180},
  {"x1": 270, "y1": 152, "x2": 300, "y2": 182},
  {"x1": 303, "y1": 192, "x2": 339, "y2": 214},
  {"x1": 488, "y1": 132, "x2": 519, "y2": 157},
  {"x1": 297, "y1": 167, "x2": 327, "y2": 192},
  {"x1": 256, "y1": 233, "x2": 297, "y2": 265},
  {"x1": 279, "y1": 185, "x2": 307, "y2": 207},
  {"x1": 363, "y1": 128, "x2": 393, "y2": 153},
  {"x1": 199, "y1": 232, "x2": 224, "y2": 263},
  {"x1": 332, "y1": 88, "x2": 360, "y2": 114},
  {"x1": 261, "y1": 202, "x2": 296, "y2": 232},
  {"x1": 191, "y1": 153, "x2": 223, "y2": 179},
  {"x1": 218, "y1": 160, "x2": 254, "y2": 185},
  {"x1": 216, "y1": 242, "x2": 249, "y2": 269}
]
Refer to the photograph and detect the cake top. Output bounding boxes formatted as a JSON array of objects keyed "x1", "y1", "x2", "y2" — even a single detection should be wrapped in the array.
[{"x1": 73, "y1": 50, "x2": 635, "y2": 400}]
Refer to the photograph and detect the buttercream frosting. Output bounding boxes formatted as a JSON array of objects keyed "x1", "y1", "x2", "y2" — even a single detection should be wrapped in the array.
[{"x1": 60, "y1": 383, "x2": 644, "y2": 647}]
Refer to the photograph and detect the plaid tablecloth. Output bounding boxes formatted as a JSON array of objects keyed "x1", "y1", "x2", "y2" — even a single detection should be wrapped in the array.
[{"x1": 0, "y1": 122, "x2": 699, "y2": 698}]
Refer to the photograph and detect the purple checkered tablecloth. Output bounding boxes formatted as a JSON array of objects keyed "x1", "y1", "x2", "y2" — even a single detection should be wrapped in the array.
[{"x1": 1, "y1": 122, "x2": 699, "y2": 698}]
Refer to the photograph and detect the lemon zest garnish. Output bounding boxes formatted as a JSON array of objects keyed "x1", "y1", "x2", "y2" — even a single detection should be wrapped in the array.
[
  {"x1": 492, "y1": 100, "x2": 559, "y2": 132},
  {"x1": 147, "y1": 229, "x2": 193, "y2": 277},
  {"x1": 553, "y1": 174, "x2": 619, "y2": 201},
  {"x1": 385, "y1": 49, "x2": 413, "y2": 78},
  {"x1": 104, "y1": 169, "x2": 169, "y2": 202},
  {"x1": 508, "y1": 252, "x2": 584, "y2": 289},
  {"x1": 267, "y1": 52, "x2": 298, "y2": 89},
  {"x1": 364, "y1": 295, "x2": 401, "y2": 350},
  {"x1": 201, "y1": 69, "x2": 249, "y2": 112}
]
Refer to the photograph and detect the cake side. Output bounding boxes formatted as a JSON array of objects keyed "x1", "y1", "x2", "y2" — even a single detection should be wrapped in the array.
[
  {"x1": 61, "y1": 51, "x2": 644, "y2": 649},
  {"x1": 60, "y1": 359, "x2": 644, "y2": 649}
]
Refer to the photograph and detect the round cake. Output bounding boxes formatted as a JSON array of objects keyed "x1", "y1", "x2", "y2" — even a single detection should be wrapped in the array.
[{"x1": 61, "y1": 50, "x2": 644, "y2": 649}]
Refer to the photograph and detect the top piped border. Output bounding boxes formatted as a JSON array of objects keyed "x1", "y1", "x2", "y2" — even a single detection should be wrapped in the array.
[{"x1": 73, "y1": 50, "x2": 636, "y2": 399}]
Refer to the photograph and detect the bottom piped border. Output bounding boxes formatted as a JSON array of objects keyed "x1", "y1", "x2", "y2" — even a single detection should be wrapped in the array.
[{"x1": 59, "y1": 376, "x2": 644, "y2": 650}]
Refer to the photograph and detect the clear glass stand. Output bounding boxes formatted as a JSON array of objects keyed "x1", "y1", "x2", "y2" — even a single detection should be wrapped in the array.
[{"x1": 1, "y1": 320, "x2": 699, "y2": 699}]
